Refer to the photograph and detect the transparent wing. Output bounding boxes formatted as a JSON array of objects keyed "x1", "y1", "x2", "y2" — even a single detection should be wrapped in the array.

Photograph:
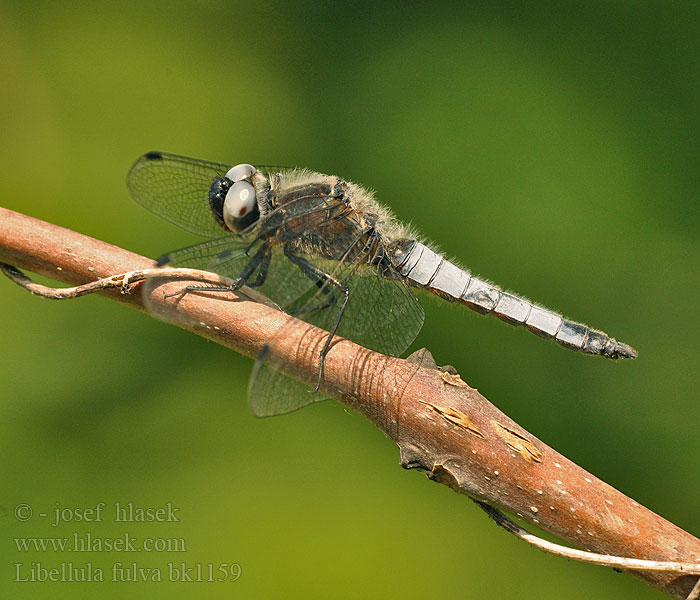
[
  {"x1": 140, "y1": 235, "x2": 256, "y2": 327},
  {"x1": 127, "y1": 151, "x2": 232, "y2": 238},
  {"x1": 144, "y1": 236, "x2": 332, "y2": 316},
  {"x1": 142, "y1": 221, "x2": 424, "y2": 418},
  {"x1": 128, "y1": 151, "x2": 349, "y2": 240},
  {"x1": 249, "y1": 242, "x2": 425, "y2": 418}
]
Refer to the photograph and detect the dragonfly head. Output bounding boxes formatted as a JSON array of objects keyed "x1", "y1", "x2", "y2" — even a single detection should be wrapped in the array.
[{"x1": 208, "y1": 163, "x2": 262, "y2": 232}]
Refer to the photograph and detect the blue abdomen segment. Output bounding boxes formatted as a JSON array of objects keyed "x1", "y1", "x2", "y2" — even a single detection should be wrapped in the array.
[{"x1": 387, "y1": 239, "x2": 636, "y2": 360}]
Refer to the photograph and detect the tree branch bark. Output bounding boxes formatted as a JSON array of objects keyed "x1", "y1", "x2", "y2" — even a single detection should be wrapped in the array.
[{"x1": 1, "y1": 206, "x2": 698, "y2": 598}]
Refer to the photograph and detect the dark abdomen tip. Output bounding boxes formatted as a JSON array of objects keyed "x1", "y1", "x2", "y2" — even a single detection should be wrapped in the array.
[{"x1": 613, "y1": 341, "x2": 638, "y2": 359}]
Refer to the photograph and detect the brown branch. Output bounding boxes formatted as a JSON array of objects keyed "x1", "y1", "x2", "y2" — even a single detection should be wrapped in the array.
[{"x1": 1, "y1": 206, "x2": 699, "y2": 599}]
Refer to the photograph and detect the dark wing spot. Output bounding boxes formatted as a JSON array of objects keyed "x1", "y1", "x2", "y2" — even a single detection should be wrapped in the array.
[
  {"x1": 144, "y1": 151, "x2": 163, "y2": 161},
  {"x1": 155, "y1": 253, "x2": 171, "y2": 267}
]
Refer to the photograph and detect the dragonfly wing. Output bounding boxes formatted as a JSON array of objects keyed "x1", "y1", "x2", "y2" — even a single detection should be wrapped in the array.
[
  {"x1": 129, "y1": 152, "x2": 361, "y2": 241},
  {"x1": 140, "y1": 235, "x2": 257, "y2": 322},
  {"x1": 143, "y1": 235, "x2": 327, "y2": 315},
  {"x1": 127, "y1": 151, "x2": 232, "y2": 238},
  {"x1": 248, "y1": 245, "x2": 425, "y2": 418}
]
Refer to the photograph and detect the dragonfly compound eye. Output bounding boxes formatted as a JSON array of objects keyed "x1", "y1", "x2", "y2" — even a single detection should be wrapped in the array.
[
  {"x1": 223, "y1": 180, "x2": 259, "y2": 231},
  {"x1": 225, "y1": 163, "x2": 256, "y2": 182}
]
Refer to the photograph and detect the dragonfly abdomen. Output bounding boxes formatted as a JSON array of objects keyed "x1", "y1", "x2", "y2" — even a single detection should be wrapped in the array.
[{"x1": 387, "y1": 239, "x2": 636, "y2": 360}]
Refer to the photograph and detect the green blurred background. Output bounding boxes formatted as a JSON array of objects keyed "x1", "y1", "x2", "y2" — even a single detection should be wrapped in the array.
[{"x1": 1, "y1": 1, "x2": 698, "y2": 598}]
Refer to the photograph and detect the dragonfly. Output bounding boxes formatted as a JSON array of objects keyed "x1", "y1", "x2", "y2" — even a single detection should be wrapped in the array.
[{"x1": 127, "y1": 151, "x2": 637, "y2": 417}]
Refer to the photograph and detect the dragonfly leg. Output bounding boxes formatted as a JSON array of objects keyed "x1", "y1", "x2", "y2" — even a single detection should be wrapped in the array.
[
  {"x1": 162, "y1": 245, "x2": 270, "y2": 299},
  {"x1": 283, "y1": 246, "x2": 350, "y2": 393},
  {"x1": 284, "y1": 226, "x2": 374, "y2": 317},
  {"x1": 247, "y1": 249, "x2": 271, "y2": 288}
]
